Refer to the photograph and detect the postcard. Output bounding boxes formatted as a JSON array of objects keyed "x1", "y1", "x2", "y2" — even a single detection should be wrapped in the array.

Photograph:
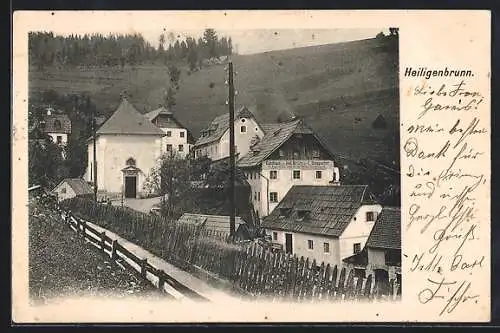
[{"x1": 12, "y1": 10, "x2": 491, "y2": 322}]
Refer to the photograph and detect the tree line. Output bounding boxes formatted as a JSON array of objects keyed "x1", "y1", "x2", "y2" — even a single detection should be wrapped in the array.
[{"x1": 28, "y1": 29, "x2": 233, "y2": 70}]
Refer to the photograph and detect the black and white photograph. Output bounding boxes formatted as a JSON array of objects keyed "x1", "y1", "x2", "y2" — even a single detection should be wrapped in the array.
[
  {"x1": 13, "y1": 10, "x2": 490, "y2": 323},
  {"x1": 26, "y1": 23, "x2": 401, "y2": 306}
]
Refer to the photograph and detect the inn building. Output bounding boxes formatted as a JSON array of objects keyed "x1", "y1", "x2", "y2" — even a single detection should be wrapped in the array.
[{"x1": 237, "y1": 118, "x2": 341, "y2": 220}]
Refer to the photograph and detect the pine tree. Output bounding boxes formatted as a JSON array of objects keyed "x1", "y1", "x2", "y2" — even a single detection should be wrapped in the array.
[
  {"x1": 187, "y1": 46, "x2": 198, "y2": 71},
  {"x1": 203, "y1": 28, "x2": 218, "y2": 59},
  {"x1": 180, "y1": 40, "x2": 188, "y2": 59}
]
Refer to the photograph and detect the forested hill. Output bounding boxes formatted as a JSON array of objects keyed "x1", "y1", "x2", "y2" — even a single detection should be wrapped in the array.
[
  {"x1": 28, "y1": 30, "x2": 233, "y2": 70},
  {"x1": 29, "y1": 29, "x2": 400, "y2": 205}
]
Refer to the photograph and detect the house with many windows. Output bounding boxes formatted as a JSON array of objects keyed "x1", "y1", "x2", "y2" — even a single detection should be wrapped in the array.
[
  {"x1": 144, "y1": 106, "x2": 194, "y2": 158},
  {"x1": 84, "y1": 97, "x2": 165, "y2": 200},
  {"x1": 261, "y1": 185, "x2": 382, "y2": 267},
  {"x1": 193, "y1": 106, "x2": 265, "y2": 161},
  {"x1": 237, "y1": 118, "x2": 341, "y2": 220}
]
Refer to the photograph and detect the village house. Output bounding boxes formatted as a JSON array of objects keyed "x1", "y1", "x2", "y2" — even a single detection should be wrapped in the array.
[
  {"x1": 51, "y1": 178, "x2": 94, "y2": 202},
  {"x1": 237, "y1": 118, "x2": 341, "y2": 220},
  {"x1": 261, "y1": 185, "x2": 382, "y2": 267},
  {"x1": 144, "y1": 106, "x2": 195, "y2": 158},
  {"x1": 84, "y1": 97, "x2": 165, "y2": 200},
  {"x1": 177, "y1": 213, "x2": 252, "y2": 241},
  {"x1": 193, "y1": 106, "x2": 266, "y2": 161},
  {"x1": 39, "y1": 108, "x2": 72, "y2": 146},
  {"x1": 343, "y1": 207, "x2": 401, "y2": 281}
]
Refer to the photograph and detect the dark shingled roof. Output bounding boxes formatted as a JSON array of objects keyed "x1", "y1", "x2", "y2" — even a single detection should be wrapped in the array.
[
  {"x1": 261, "y1": 185, "x2": 376, "y2": 237},
  {"x1": 53, "y1": 178, "x2": 93, "y2": 196},
  {"x1": 194, "y1": 106, "x2": 256, "y2": 147},
  {"x1": 237, "y1": 118, "x2": 335, "y2": 168},
  {"x1": 42, "y1": 114, "x2": 72, "y2": 134},
  {"x1": 365, "y1": 207, "x2": 401, "y2": 250},
  {"x1": 177, "y1": 213, "x2": 247, "y2": 234},
  {"x1": 259, "y1": 123, "x2": 283, "y2": 133},
  {"x1": 96, "y1": 98, "x2": 165, "y2": 136}
]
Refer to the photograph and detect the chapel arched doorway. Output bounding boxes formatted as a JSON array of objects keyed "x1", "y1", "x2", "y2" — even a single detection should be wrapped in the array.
[{"x1": 122, "y1": 158, "x2": 139, "y2": 198}]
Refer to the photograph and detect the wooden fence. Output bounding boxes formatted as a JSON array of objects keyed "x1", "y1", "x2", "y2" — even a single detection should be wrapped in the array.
[
  {"x1": 59, "y1": 198, "x2": 402, "y2": 302},
  {"x1": 57, "y1": 207, "x2": 208, "y2": 301}
]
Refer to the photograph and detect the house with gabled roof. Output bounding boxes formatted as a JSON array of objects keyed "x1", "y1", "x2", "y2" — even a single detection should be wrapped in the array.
[
  {"x1": 237, "y1": 117, "x2": 341, "y2": 220},
  {"x1": 83, "y1": 97, "x2": 165, "y2": 199},
  {"x1": 39, "y1": 109, "x2": 72, "y2": 146},
  {"x1": 193, "y1": 106, "x2": 266, "y2": 161},
  {"x1": 343, "y1": 207, "x2": 401, "y2": 278},
  {"x1": 144, "y1": 106, "x2": 195, "y2": 158},
  {"x1": 52, "y1": 178, "x2": 94, "y2": 202},
  {"x1": 261, "y1": 185, "x2": 382, "y2": 267}
]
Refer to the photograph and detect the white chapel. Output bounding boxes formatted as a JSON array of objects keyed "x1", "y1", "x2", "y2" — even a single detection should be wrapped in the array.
[{"x1": 84, "y1": 97, "x2": 165, "y2": 199}]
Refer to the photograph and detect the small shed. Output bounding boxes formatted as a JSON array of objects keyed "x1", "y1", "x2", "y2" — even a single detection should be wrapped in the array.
[
  {"x1": 52, "y1": 178, "x2": 94, "y2": 202},
  {"x1": 177, "y1": 213, "x2": 252, "y2": 241}
]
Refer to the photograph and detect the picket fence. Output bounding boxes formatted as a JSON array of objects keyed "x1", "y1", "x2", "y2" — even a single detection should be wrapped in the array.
[{"x1": 60, "y1": 198, "x2": 401, "y2": 302}]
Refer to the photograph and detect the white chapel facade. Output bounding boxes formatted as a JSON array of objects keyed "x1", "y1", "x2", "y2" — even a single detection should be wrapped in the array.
[{"x1": 84, "y1": 98, "x2": 165, "y2": 199}]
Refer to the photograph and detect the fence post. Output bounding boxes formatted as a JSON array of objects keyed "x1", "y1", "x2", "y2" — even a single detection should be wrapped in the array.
[
  {"x1": 157, "y1": 270, "x2": 165, "y2": 292},
  {"x1": 75, "y1": 218, "x2": 82, "y2": 235},
  {"x1": 141, "y1": 258, "x2": 148, "y2": 279},
  {"x1": 100, "y1": 231, "x2": 106, "y2": 251},
  {"x1": 81, "y1": 219, "x2": 87, "y2": 238},
  {"x1": 111, "y1": 240, "x2": 118, "y2": 260}
]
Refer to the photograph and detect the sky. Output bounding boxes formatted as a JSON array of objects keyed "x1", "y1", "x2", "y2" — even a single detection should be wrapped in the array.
[{"x1": 21, "y1": 11, "x2": 387, "y2": 54}]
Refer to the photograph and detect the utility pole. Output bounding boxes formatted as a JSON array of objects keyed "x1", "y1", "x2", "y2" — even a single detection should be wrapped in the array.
[
  {"x1": 228, "y1": 61, "x2": 236, "y2": 238},
  {"x1": 93, "y1": 105, "x2": 98, "y2": 202}
]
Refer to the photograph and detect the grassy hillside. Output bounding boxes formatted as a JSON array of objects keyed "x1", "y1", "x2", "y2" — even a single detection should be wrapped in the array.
[{"x1": 29, "y1": 36, "x2": 399, "y2": 166}]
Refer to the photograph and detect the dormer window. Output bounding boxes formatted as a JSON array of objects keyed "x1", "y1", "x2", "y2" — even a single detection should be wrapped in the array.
[
  {"x1": 296, "y1": 209, "x2": 310, "y2": 220},
  {"x1": 279, "y1": 207, "x2": 291, "y2": 217},
  {"x1": 54, "y1": 119, "x2": 62, "y2": 130},
  {"x1": 312, "y1": 150, "x2": 320, "y2": 158}
]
